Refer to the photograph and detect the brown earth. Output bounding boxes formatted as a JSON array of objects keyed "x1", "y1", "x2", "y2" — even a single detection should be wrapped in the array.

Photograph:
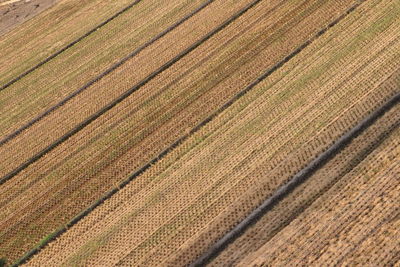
[
  {"x1": 20, "y1": 0, "x2": 400, "y2": 265},
  {"x1": 0, "y1": 0, "x2": 60, "y2": 36}
]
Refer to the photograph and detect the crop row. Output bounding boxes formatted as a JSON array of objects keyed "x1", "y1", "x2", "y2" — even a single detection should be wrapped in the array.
[
  {"x1": 0, "y1": 0, "x2": 292, "y2": 261},
  {"x1": 0, "y1": 0, "x2": 208, "y2": 138},
  {"x1": 0, "y1": 0, "x2": 342, "y2": 203},
  {"x1": 0, "y1": 0, "x2": 138, "y2": 87},
  {"x1": 0, "y1": 0, "x2": 260, "y2": 178},
  {"x1": 242, "y1": 125, "x2": 399, "y2": 266},
  {"x1": 161, "y1": 0, "x2": 400, "y2": 264},
  {"x1": 1, "y1": 0, "x2": 361, "y2": 263},
  {"x1": 19, "y1": 0, "x2": 400, "y2": 265},
  {"x1": 0, "y1": 0, "x2": 142, "y2": 91},
  {"x1": 209, "y1": 92, "x2": 400, "y2": 266}
]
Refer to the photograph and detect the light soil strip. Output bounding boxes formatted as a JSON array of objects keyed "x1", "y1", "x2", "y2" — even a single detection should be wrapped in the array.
[
  {"x1": 23, "y1": 2, "x2": 399, "y2": 266},
  {"x1": 0, "y1": 0, "x2": 22, "y2": 6}
]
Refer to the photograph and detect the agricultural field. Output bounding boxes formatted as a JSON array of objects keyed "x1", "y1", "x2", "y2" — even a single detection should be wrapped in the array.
[{"x1": 0, "y1": 0, "x2": 399, "y2": 266}]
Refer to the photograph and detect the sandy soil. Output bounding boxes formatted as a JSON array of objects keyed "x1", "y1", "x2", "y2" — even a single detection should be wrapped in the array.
[{"x1": 0, "y1": 0, "x2": 60, "y2": 36}]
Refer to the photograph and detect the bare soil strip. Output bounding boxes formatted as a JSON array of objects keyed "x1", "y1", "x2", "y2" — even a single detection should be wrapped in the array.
[
  {"x1": 20, "y1": 1, "x2": 399, "y2": 265},
  {"x1": 0, "y1": 0, "x2": 142, "y2": 91},
  {"x1": 0, "y1": 0, "x2": 60, "y2": 36}
]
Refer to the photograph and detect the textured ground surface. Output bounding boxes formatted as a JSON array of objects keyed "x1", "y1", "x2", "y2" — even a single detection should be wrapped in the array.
[
  {"x1": 0, "y1": 0, "x2": 60, "y2": 36},
  {"x1": 0, "y1": 0, "x2": 398, "y2": 266}
]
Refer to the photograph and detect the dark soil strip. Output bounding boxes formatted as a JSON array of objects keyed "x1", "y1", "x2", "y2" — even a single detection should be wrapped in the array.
[
  {"x1": 0, "y1": 0, "x2": 214, "y2": 146},
  {"x1": 190, "y1": 95, "x2": 400, "y2": 267},
  {"x1": 10, "y1": 2, "x2": 365, "y2": 266},
  {"x1": 0, "y1": 0, "x2": 142, "y2": 91}
]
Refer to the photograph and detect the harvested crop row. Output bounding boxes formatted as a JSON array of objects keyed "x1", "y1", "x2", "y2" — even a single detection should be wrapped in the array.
[
  {"x1": 22, "y1": 3, "x2": 399, "y2": 266},
  {"x1": 0, "y1": 0, "x2": 280, "y2": 261},
  {"x1": 0, "y1": 0, "x2": 140, "y2": 87},
  {"x1": 0, "y1": 0, "x2": 263, "y2": 177},
  {"x1": 0, "y1": 0, "x2": 208, "y2": 138},
  {"x1": 209, "y1": 97, "x2": 400, "y2": 266},
  {"x1": 0, "y1": 0, "x2": 362, "y2": 262},
  {"x1": 0, "y1": 0, "x2": 346, "y2": 197},
  {"x1": 161, "y1": 0, "x2": 400, "y2": 263},
  {"x1": 240, "y1": 126, "x2": 399, "y2": 267},
  {"x1": 2, "y1": 0, "x2": 354, "y2": 264}
]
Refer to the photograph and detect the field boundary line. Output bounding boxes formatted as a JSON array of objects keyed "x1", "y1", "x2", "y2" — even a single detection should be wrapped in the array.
[
  {"x1": 0, "y1": 0, "x2": 215, "y2": 146},
  {"x1": 190, "y1": 96, "x2": 400, "y2": 266},
  {"x1": 0, "y1": 0, "x2": 143, "y2": 91},
  {"x1": 0, "y1": 0, "x2": 264, "y2": 185},
  {"x1": 10, "y1": 1, "x2": 365, "y2": 265}
]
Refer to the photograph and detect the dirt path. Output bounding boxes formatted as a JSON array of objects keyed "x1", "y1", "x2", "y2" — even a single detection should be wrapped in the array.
[{"x1": 0, "y1": 0, "x2": 60, "y2": 36}]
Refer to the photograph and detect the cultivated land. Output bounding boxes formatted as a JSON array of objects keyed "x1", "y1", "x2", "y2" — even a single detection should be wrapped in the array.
[
  {"x1": 0, "y1": 0, "x2": 207, "y2": 138},
  {"x1": 0, "y1": 0, "x2": 139, "y2": 86},
  {"x1": 5, "y1": 0, "x2": 396, "y2": 265},
  {"x1": 0, "y1": 0, "x2": 399, "y2": 265},
  {"x1": 0, "y1": 0, "x2": 365, "y2": 262},
  {"x1": 239, "y1": 126, "x2": 400, "y2": 267},
  {"x1": 211, "y1": 100, "x2": 400, "y2": 266}
]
